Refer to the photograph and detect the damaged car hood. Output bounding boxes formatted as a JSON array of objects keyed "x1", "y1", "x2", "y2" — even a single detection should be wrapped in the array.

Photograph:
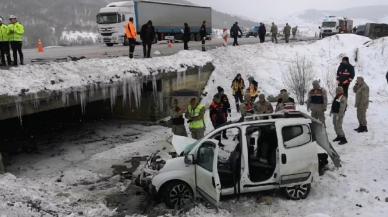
[{"x1": 171, "y1": 135, "x2": 198, "y2": 156}]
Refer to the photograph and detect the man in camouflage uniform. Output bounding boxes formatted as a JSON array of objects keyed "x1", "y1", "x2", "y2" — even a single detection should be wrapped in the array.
[
  {"x1": 307, "y1": 80, "x2": 328, "y2": 125},
  {"x1": 254, "y1": 94, "x2": 273, "y2": 114},
  {"x1": 283, "y1": 23, "x2": 291, "y2": 43},
  {"x1": 270, "y1": 22, "x2": 278, "y2": 43},
  {"x1": 353, "y1": 76, "x2": 369, "y2": 133},
  {"x1": 331, "y1": 86, "x2": 348, "y2": 145}
]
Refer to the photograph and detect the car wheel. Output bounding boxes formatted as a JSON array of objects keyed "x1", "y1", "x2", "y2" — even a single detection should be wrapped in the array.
[
  {"x1": 284, "y1": 183, "x2": 311, "y2": 200},
  {"x1": 162, "y1": 181, "x2": 194, "y2": 209},
  {"x1": 106, "y1": 43, "x2": 114, "y2": 47}
]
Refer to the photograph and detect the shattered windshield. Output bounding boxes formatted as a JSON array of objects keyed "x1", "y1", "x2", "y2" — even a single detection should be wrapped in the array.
[
  {"x1": 97, "y1": 13, "x2": 119, "y2": 24},
  {"x1": 181, "y1": 141, "x2": 198, "y2": 156}
]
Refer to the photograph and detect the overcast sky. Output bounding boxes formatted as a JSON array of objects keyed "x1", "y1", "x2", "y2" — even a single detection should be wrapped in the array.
[{"x1": 190, "y1": 0, "x2": 388, "y2": 20}]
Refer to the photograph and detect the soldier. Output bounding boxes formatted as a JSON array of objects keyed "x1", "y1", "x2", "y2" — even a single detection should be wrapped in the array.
[
  {"x1": 170, "y1": 99, "x2": 187, "y2": 136},
  {"x1": 353, "y1": 76, "x2": 369, "y2": 133},
  {"x1": 337, "y1": 57, "x2": 355, "y2": 97},
  {"x1": 307, "y1": 80, "x2": 328, "y2": 125},
  {"x1": 331, "y1": 87, "x2": 348, "y2": 145},
  {"x1": 199, "y1": 21, "x2": 207, "y2": 51},
  {"x1": 185, "y1": 97, "x2": 206, "y2": 140},
  {"x1": 292, "y1": 26, "x2": 298, "y2": 39},
  {"x1": 254, "y1": 94, "x2": 274, "y2": 114},
  {"x1": 270, "y1": 22, "x2": 278, "y2": 43},
  {"x1": 275, "y1": 89, "x2": 295, "y2": 112},
  {"x1": 283, "y1": 23, "x2": 291, "y2": 43}
]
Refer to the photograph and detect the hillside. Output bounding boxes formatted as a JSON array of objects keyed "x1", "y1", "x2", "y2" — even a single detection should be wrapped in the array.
[{"x1": 0, "y1": 0, "x2": 255, "y2": 47}]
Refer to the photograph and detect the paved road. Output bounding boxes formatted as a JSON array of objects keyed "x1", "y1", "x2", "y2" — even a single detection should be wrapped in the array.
[{"x1": 23, "y1": 38, "x2": 259, "y2": 64}]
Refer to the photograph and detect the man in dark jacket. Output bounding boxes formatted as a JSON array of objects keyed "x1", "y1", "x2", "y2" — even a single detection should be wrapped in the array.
[
  {"x1": 140, "y1": 20, "x2": 155, "y2": 58},
  {"x1": 230, "y1": 22, "x2": 243, "y2": 46},
  {"x1": 200, "y1": 21, "x2": 207, "y2": 51},
  {"x1": 183, "y1": 23, "x2": 191, "y2": 50},
  {"x1": 258, "y1": 23, "x2": 266, "y2": 43},
  {"x1": 336, "y1": 56, "x2": 355, "y2": 97}
]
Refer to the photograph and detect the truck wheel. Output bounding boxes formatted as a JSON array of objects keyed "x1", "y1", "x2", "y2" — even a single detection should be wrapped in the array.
[
  {"x1": 284, "y1": 184, "x2": 311, "y2": 200},
  {"x1": 161, "y1": 181, "x2": 194, "y2": 209},
  {"x1": 106, "y1": 43, "x2": 114, "y2": 47}
]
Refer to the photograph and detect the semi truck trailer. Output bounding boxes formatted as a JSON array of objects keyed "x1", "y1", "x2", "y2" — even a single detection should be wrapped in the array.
[{"x1": 96, "y1": 0, "x2": 212, "y2": 46}]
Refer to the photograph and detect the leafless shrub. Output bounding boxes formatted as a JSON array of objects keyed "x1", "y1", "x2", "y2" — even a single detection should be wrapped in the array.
[
  {"x1": 283, "y1": 56, "x2": 314, "y2": 105},
  {"x1": 323, "y1": 68, "x2": 338, "y2": 99}
]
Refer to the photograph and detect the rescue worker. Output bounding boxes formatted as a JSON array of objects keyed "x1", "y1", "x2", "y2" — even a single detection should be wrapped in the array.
[
  {"x1": 270, "y1": 22, "x2": 278, "y2": 43},
  {"x1": 209, "y1": 95, "x2": 228, "y2": 138},
  {"x1": 292, "y1": 26, "x2": 298, "y2": 39},
  {"x1": 331, "y1": 86, "x2": 348, "y2": 145},
  {"x1": 230, "y1": 22, "x2": 242, "y2": 46},
  {"x1": 125, "y1": 17, "x2": 137, "y2": 59},
  {"x1": 283, "y1": 23, "x2": 291, "y2": 43},
  {"x1": 254, "y1": 94, "x2": 274, "y2": 114},
  {"x1": 200, "y1": 21, "x2": 207, "y2": 51},
  {"x1": 275, "y1": 89, "x2": 295, "y2": 112},
  {"x1": 183, "y1": 23, "x2": 191, "y2": 50},
  {"x1": 140, "y1": 20, "x2": 155, "y2": 58},
  {"x1": 247, "y1": 76, "x2": 259, "y2": 102},
  {"x1": 185, "y1": 97, "x2": 206, "y2": 140},
  {"x1": 231, "y1": 73, "x2": 245, "y2": 112},
  {"x1": 240, "y1": 93, "x2": 254, "y2": 118},
  {"x1": 170, "y1": 99, "x2": 187, "y2": 137},
  {"x1": 8, "y1": 15, "x2": 24, "y2": 65},
  {"x1": 215, "y1": 86, "x2": 231, "y2": 115},
  {"x1": 0, "y1": 17, "x2": 12, "y2": 66},
  {"x1": 307, "y1": 80, "x2": 328, "y2": 125},
  {"x1": 353, "y1": 76, "x2": 369, "y2": 133},
  {"x1": 337, "y1": 56, "x2": 355, "y2": 97},
  {"x1": 258, "y1": 22, "x2": 266, "y2": 43}
]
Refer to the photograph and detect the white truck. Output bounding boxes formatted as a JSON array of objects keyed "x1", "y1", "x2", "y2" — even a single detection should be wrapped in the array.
[
  {"x1": 96, "y1": 0, "x2": 212, "y2": 46},
  {"x1": 319, "y1": 16, "x2": 353, "y2": 38}
]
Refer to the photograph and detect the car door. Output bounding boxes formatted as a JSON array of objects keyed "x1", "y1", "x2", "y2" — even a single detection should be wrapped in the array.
[
  {"x1": 195, "y1": 140, "x2": 221, "y2": 207},
  {"x1": 277, "y1": 123, "x2": 316, "y2": 186}
]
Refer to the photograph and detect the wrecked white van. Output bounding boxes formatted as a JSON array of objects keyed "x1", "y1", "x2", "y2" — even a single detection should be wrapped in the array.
[{"x1": 137, "y1": 111, "x2": 341, "y2": 209}]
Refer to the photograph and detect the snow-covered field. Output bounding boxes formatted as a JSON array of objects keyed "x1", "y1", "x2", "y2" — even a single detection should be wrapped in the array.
[{"x1": 1, "y1": 35, "x2": 388, "y2": 217}]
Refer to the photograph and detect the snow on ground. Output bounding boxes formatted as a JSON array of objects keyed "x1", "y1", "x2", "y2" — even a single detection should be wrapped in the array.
[
  {"x1": 0, "y1": 50, "x2": 212, "y2": 97},
  {"x1": 1, "y1": 35, "x2": 388, "y2": 217},
  {"x1": 60, "y1": 31, "x2": 99, "y2": 45}
]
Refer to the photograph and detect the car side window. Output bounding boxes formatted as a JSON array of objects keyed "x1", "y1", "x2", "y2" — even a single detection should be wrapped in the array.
[
  {"x1": 197, "y1": 142, "x2": 215, "y2": 172},
  {"x1": 282, "y1": 125, "x2": 311, "y2": 148}
]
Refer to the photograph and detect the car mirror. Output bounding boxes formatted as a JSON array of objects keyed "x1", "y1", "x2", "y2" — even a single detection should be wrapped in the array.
[{"x1": 184, "y1": 154, "x2": 194, "y2": 165}]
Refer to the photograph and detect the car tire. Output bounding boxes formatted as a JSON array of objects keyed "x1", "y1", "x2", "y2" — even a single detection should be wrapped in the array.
[
  {"x1": 284, "y1": 183, "x2": 311, "y2": 200},
  {"x1": 161, "y1": 181, "x2": 194, "y2": 209},
  {"x1": 106, "y1": 43, "x2": 114, "y2": 47}
]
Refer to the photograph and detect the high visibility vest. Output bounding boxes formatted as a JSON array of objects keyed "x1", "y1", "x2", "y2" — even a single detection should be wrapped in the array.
[
  {"x1": 187, "y1": 104, "x2": 205, "y2": 129},
  {"x1": 8, "y1": 22, "x2": 24, "y2": 42},
  {"x1": 125, "y1": 21, "x2": 137, "y2": 39},
  {"x1": 0, "y1": 24, "x2": 9, "y2": 42}
]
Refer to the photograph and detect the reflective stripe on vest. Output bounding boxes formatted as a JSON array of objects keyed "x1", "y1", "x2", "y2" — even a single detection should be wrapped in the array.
[{"x1": 188, "y1": 104, "x2": 205, "y2": 129}]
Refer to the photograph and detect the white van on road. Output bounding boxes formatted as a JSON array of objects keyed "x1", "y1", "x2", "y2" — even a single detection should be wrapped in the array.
[{"x1": 137, "y1": 111, "x2": 341, "y2": 209}]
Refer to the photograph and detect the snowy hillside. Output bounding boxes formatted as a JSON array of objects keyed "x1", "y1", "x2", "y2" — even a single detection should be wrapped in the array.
[{"x1": 1, "y1": 35, "x2": 388, "y2": 216}]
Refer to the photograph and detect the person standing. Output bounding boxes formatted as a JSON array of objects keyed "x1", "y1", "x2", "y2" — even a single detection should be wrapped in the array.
[
  {"x1": 186, "y1": 97, "x2": 206, "y2": 140},
  {"x1": 125, "y1": 17, "x2": 137, "y2": 59},
  {"x1": 283, "y1": 23, "x2": 291, "y2": 43},
  {"x1": 275, "y1": 89, "x2": 295, "y2": 112},
  {"x1": 170, "y1": 99, "x2": 187, "y2": 137},
  {"x1": 258, "y1": 23, "x2": 266, "y2": 43},
  {"x1": 307, "y1": 80, "x2": 328, "y2": 125},
  {"x1": 337, "y1": 56, "x2": 355, "y2": 97},
  {"x1": 240, "y1": 93, "x2": 254, "y2": 118},
  {"x1": 292, "y1": 26, "x2": 298, "y2": 39},
  {"x1": 183, "y1": 23, "x2": 191, "y2": 50},
  {"x1": 331, "y1": 87, "x2": 348, "y2": 145},
  {"x1": 270, "y1": 22, "x2": 278, "y2": 43},
  {"x1": 230, "y1": 22, "x2": 242, "y2": 46},
  {"x1": 200, "y1": 21, "x2": 207, "y2": 52},
  {"x1": 231, "y1": 73, "x2": 245, "y2": 112},
  {"x1": 209, "y1": 95, "x2": 228, "y2": 138},
  {"x1": 353, "y1": 76, "x2": 369, "y2": 133},
  {"x1": 254, "y1": 94, "x2": 274, "y2": 114},
  {"x1": 222, "y1": 28, "x2": 229, "y2": 47},
  {"x1": 8, "y1": 15, "x2": 24, "y2": 65},
  {"x1": 247, "y1": 76, "x2": 260, "y2": 102},
  {"x1": 215, "y1": 86, "x2": 231, "y2": 115},
  {"x1": 0, "y1": 17, "x2": 12, "y2": 66},
  {"x1": 140, "y1": 20, "x2": 155, "y2": 58}
]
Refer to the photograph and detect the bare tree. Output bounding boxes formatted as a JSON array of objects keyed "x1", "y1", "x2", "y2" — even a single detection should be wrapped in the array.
[
  {"x1": 322, "y1": 66, "x2": 338, "y2": 99},
  {"x1": 283, "y1": 56, "x2": 314, "y2": 105}
]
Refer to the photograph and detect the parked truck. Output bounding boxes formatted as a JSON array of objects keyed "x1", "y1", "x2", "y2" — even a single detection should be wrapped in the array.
[
  {"x1": 319, "y1": 16, "x2": 353, "y2": 38},
  {"x1": 356, "y1": 23, "x2": 388, "y2": 39},
  {"x1": 96, "y1": 0, "x2": 212, "y2": 46}
]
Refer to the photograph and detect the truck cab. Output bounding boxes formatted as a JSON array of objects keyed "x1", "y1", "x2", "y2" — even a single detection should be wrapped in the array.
[
  {"x1": 96, "y1": 1, "x2": 135, "y2": 46},
  {"x1": 137, "y1": 111, "x2": 341, "y2": 209},
  {"x1": 319, "y1": 16, "x2": 353, "y2": 38}
]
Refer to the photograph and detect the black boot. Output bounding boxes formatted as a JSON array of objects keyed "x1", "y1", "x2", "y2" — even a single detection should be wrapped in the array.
[
  {"x1": 333, "y1": 136, "x2": 341, "y2": 142},
  {"x1": 357, "y1": 126, "x2": 368, "y2": 133},
  {"x1": 338, "y1": 137, "x2": 348, "y2": 145},
  {"x1": 354, "y1": 126, "x2": 361, "y2": 131}
]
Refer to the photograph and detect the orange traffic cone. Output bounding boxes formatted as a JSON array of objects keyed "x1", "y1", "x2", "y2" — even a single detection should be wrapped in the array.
[
  {"x1": 168, "y1": 40, "x2": 173, "y2": 48},
  {"x1": 37, "y1": 39, "x2": 44, "y2": 53}
]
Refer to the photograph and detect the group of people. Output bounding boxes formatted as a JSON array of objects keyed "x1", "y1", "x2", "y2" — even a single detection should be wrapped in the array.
[
  {"x1": 0, "y1": 15, "x2": 25, "y2": 66},
  {"x1": 169, "y1": 56, "x2": 371, "y2": 147},
  {"x1": 270, "y1": 22, "x2": 298, "y2": 44}
]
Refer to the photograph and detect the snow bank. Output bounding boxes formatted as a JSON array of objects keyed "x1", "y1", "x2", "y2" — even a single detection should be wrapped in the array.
[
  {"x1": 0, "y1": 50, "x2": 213, "y2": 97},
  {"x1": 60, "y1": 31, "x2": 99, "y2": 45}
]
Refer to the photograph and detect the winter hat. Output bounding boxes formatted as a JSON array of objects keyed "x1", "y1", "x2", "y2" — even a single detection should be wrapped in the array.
[
  {"x1": 312, "y1": 80, "x2": 320, "y2": 86},
  {"x1": 217, "y1": 86, "x2": 224, "y2": 93},
  {"x1": 342, "y1": 56, "x2": 349, "y2": 63}
]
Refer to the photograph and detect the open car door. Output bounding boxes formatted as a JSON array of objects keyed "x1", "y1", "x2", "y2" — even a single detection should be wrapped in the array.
[
  {"x1": 310, "y1": 119, "x2": 341, "y2": 167},
  {"x1": 195, "y1": 140, "x2": 221, "y2": 207}
]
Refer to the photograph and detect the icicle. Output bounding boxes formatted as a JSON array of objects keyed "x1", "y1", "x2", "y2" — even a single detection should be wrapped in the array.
[
  {"x1": 79, "y1": 88, "x2": 87, "y2": 114},
  {"x1": 15, "y1": 97, "x2": 23, "y2": 126},
  {"x1": 110, "y1": 85, "x2": 117, "y2": 111},
  {"x1": 183, "y1": 70, "x2": 187, "y2": 86},
  {"x1": 197, "y1": 66, "x2": 202, "y2": 87},
  {"x1": 152, "y1": 75, "x2": 157, "y2": 98},
  {"x1": 176, "y1": 70, "x2": 182, "y2": 88},
  {"x1": 158, "y1": 92, "x2": 164, "y2": 112},
  {"x1": 74, "y1": 90, "x2": 78, "y2": 103},
  {"x1": 32, "y1": 93, "x2": 40, "y2": 109},
  {"x1": 122, "y1": 76, "x2": 128, "y2": 106}
]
